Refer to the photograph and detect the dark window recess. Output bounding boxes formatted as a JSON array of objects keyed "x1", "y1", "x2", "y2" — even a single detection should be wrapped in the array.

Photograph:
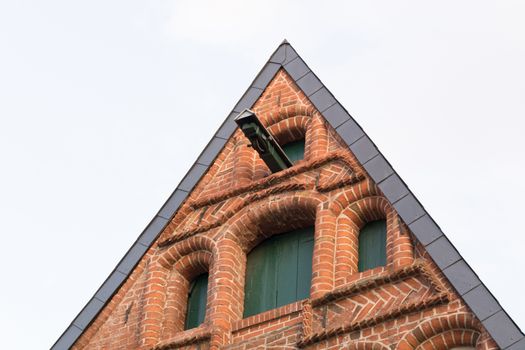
[
  {"x1": 184, "y1": 273, "x2": 208, "y2": 330},
  {"x1": 358, "y1": 220, "x2": 387, "y2": 272},
  {"x1": 243, "y1": 226, "x2": 314, "y2": 318},
  {"x1": 282, "y1": 139, "x2": 305, "y2": 163}
]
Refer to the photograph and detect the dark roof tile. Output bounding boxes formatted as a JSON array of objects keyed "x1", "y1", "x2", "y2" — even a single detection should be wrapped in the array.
[
  {"x1": 73, "y1": 298, "x2": 105, "y2": 330},
  {"x1": 363, "y1": 154, "x2": 394, "y2": 183},
  {"x1": 269, "y1": 42, "x2": 298, "y2": 65},
  {"x1": 408, "y1": 215, "x2": 443, "y2": 246},
  {"x1": 336, "y1": 118, "x2": 364, "y2": 146},
  {"x1": 378, "y1": 174, "x2": 409, "y2": 203},
  {"x1": 284, "y1": 57, "x2": 310, "y2": 80},
  {"x1": 233, "y1": 87, "x2": 264, "y2": 112},
  {"x1": 138, "y1": 216, "x2": 169, "y2": 246},
  {"x1": 309, "y1": 87, "x2": 336, "y2": 112},
  {"x1": 197, "y1": 137, "x2": 229, "y2": 167},
  {"x1": 296, "y1": 72, "x2": 323, "y2": 97},
  {"x1": 323, "y1": 103, "x2": 352, "y2": 129},
  {"x1": 393, "y1": 194, "x2": 425, "y2": 225},
  {"x1": 443, "y1": 260, "x2": 481, "y2": 295},
  {"x1": 158, "y1": 190, "x2": 189, "y2": 220},
  {"x1": 426, "y1": 236, "x2": 461, "y2": 270},
  {"x1": 53, "y1": 325, "x2": 82, "y2": 350},
  {"x1": 94, "y1": 270, "x2": 128, "y2": 302},
  {"x1": 178, "y1": 163, "x2": 208, "y2": 192},
  {"x1": 216, "y1": 112, "x2": 239, "y2": 140},
  {"x1": 463, "y1": 284, "x2": 501, "y2": 321},
  {"x1": 252, "y1": 62, "x2": 281, "y2": 90},
  {"x1": 483, "y1": 311, "x2": 524, "y2": 349},
  {"x1": 349, "y1": 136, "x2": 379, "y2": 164},
  {"x1": 506, "y1": 337, "x2": 525, "y2": 350},
  {"x1": 116, "y1": 242, "x2": 149, "y2": 275}
]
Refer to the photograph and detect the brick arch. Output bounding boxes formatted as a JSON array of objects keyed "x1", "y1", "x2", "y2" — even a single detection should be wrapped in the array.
[
  {"x1": 259, "y1": 104, "x2": 316, "y2": 126},
  {"x1": 328, "y1": 179, "x2": 379, "y2": 217},
  {"x1": 250, "y1": 105, "x2": 330, "y2": 180},
  {"x1": 339, "y1": 196, "x2": 392, "y2": 230},
  {"x1": 418, "y1": 329, "x2": 480, "y2": 349},
  {"x1": 139, "y1": 235, "x2": 216, "y2": 343},
  {"x1": 158, "y1": 235, "x2": 216, "y2": 269},
  {"x1": 397, "y1": 313, "x2": 482, "y2": 350},
  {"x1": 173, "y1": 250, "x2": 213, "y2": 281},
  {"x1": 267, "y1": 115, "x2": 311, "y2": 145},
  {"x1": 262, "y1": 105, "x2": 328, "y2": 160},
  {"x1": 217, "y1": 190, "x2": 335, "y2": 300},
  {"x1": 343, "y1": 341, "x2": 390, "y2": 350},
  {"x1": 220, "y1": 190, "x2": 326, "y2": 253},
  {"x1": 334, "y1": 196, "x2": 414, "y2": 284},
  {"x1": 160, "y1": 250, "x2": 214, "y2": 340}
]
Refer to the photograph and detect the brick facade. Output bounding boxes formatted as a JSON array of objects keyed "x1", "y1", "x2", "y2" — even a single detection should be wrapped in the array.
[{"x1": 73, "y1": 70, "x2": 499, "y2": 350}]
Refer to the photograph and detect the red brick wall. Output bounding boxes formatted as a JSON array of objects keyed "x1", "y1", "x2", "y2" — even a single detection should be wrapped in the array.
[{"x1": 74, "y1": 70, "x2": 499, "y2": 350}]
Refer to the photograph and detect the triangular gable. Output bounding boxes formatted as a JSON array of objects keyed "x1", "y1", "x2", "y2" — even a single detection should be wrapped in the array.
[{"x1": 52, "y1": 40, "x2": 524, "y2": 350}]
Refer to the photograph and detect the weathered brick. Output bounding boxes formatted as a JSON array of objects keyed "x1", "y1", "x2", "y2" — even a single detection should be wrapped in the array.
[{"x1": 72, "y1": 69, "x2": 498, "y2": 350}]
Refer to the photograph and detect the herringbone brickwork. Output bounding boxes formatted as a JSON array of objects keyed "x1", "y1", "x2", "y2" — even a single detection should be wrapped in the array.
[{"x1": 73, "y1": 70, "x2": 499, "y2": 350}]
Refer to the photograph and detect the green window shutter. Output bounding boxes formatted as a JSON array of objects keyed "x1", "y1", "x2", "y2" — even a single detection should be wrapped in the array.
[
  {"x1": 358, "y1": 220, "x2": 387, "y2": 272},
  {"x1": 244, "y1": 226, "x2": 314, "y2": 318},
  {"x1": 296, "y1": 229, "x2": 314, "y2": 300},
  {"x1": 243, "y1": 238, "x2": 277, "y2": 317},
  {"x1": 184, "y1": 273, "x2": 208, "y2": 330},
  {"x1": 275, "y1": 231, "x2": 299, "y2": 307},
  {"x1": 282, "y1": 139, "x2": 305, "y2": 163}
]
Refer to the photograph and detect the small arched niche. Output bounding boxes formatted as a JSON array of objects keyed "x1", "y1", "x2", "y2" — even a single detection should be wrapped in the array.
[{"x1": 156, "y1": 236, "x2": 216, "y2": 340}]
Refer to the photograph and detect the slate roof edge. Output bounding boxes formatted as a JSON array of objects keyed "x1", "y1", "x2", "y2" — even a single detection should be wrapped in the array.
[{"x1": 52, "y1": 41, "x2": 524, "y2": 350}]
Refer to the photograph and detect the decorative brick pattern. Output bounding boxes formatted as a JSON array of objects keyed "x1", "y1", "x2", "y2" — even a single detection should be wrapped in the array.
[{"x1": 73, "y1": 69, "x2": 500, "y2": 350}]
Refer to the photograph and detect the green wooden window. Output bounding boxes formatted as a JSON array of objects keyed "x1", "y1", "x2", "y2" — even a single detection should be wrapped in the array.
[
  {"x1": 184, "y1": 273, "x2": 208, "y2": 330},
  {"x1": 243, "y1": 226, "x2": 314, "y2": 318},
  {"x1": 282, "y1": 139, "x2": 305, "y2": 163},
  {"x1": 358, "y1": 220, "x2": 387, "y2": 272}
]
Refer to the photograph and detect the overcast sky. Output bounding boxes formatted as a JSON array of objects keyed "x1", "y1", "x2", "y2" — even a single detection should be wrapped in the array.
[{"x1": 1, "y1": 1, "x2": 524, "y2": 349}]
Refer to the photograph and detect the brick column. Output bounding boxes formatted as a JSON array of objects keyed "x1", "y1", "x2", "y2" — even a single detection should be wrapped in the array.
[
  {"x1": 389, "y1": 212, "x2": 414, "y2": 269},
  {"x1": 233, "y1": 138, "x2": 254, "y2": 187},
  {"x1": 306, "y1": 114, "x2": 328, "y2": 159},
  {"x1": 160, "y1": 270, "x2": 189, "y2": 340},
  {"x1": 334, "y1": 215, "x2": 359, "y2": 286},
  {"x1": 139, "y1": 262, "x2": 169, "y2": 348},
  {"x1": 310, "y1": 207, "x2": 336, "y2": 299},
  {"x1": 207, "y1": 237, "x2": 246, "y2": 349}
]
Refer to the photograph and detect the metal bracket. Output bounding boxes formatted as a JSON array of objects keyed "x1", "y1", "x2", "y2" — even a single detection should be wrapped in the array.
[{"x1": 234, "y1": 109, "x2": 292, "y2": 173}]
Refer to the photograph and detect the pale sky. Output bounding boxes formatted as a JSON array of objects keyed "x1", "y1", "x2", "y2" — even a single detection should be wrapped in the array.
[{"x1": 1, "y1": 1, "x2": 524, "y2": 349}]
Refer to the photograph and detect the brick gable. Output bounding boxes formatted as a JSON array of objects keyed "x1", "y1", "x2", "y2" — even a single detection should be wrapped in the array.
[{"x1": 72, "y1": 69, "x2": 498, "y2": 350}]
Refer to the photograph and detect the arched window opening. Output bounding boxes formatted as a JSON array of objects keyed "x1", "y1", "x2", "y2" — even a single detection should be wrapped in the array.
[
  {"x1": 243, "y1": 226, "x2": 314, "y2": 317},
  {"x1": 282, "y1": 139, "x2": 305, "y2": 163},
  {"x1": 358, "y1": 220, "x2": 387, "y2": 272},
  {"x1": 184, "y1": 273, "x2": 209, "y2": 330}
]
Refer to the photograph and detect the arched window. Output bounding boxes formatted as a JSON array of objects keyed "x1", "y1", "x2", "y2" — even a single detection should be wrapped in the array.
[
  {"x1": 184, "y1": 273, "x2": 209, "y2": 330},
  {"x1": 358, "y1": 220, "x2": 387, "y2": 272},
  {"x1": 282, "y1": 139, "x2": 305, "y2": 163},
  {"x1": 243, "y1": 226, "x2": 314, "y2": 317}
]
